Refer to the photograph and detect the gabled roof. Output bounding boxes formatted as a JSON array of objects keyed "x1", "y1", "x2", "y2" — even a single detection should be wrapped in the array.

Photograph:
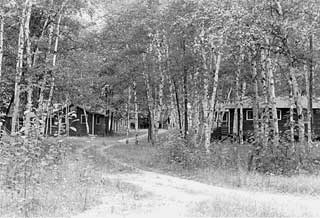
[{"x1": 218, "y1": 96, "x2": 320, "y2": 110}]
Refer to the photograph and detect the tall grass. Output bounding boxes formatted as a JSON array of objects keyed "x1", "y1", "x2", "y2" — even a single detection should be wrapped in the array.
[
  {"x1": 106, "y1": 130, "x2": 320, "y2": 196},
  {"x1": 0, "y1": 135, "x2": 136, "y2": 217}
]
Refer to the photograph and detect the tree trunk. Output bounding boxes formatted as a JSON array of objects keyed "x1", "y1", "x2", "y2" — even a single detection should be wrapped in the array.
[
  {"x1": 201, "y1": 41, "x2": 210, "y2": 150},
  {"x1": 260, "y1": 49, "x2": 269, "y2": 147},
  {"x1": 142, "y1": 54, "x2": 155, "y2": 145},
  {"x1": 182, "y1": 40, "x2": 188, "y2": 138},
  {"x1": 289, "y1": 66, "x2": 304, "y2": 143},
  {"x1": 82, "y1": 106, "x2": 89, "y2": 135},
  {"x1": 288, "y1": 68, "x2": 295, "y2": 146},
  {"x1": 38, "y1": 16, "x2": 54, "y2": 136},
  {"x1": 24, "y1": 0, "x2": 33, "y2": 137},
  {"x1": 0, "y1": 11, "x2": 4, "y2": 81},
  {"x1": 11, "y1": 0, "x2": 29, "y2": 135},
  {"x1": 133, "y1": 80, "x2": 139, "y2": 144},
  {"x1": 204, "y1": 53, "x2": 221, "y2": 152},
  {"x1": 191, "y1": 69, "x2": 200, "y2": 144},
  {"x1": 126, "y1": 87, "x2": 131, "y2": 144},
  {"x1": 168, "y1": 77, "x2": 177, "y2": 129},
  {"x1": 58, "y1": 110, "x2": 61, "y2": 136},
  {"x1": 252, "y1": 58, "x2": 259, "y2": 141},
  {"x1": 110, "y1": 111, "x2": 113, "y2": 133},
  {"x1": 239, "y1": 82, "x2": 246, "y2": 145},
  {"x1": 65, "y1": 98, "x2": 70, "y2": 136},
  {"x1": 154, "y1": 42, "x2": 164, "y2": 143},
  {"x1": 305, "y1": 65, "x2": 312, "y2": 144},
  {"x1": 309, "y1": 34, "x2": 313, "y2": 135},
  {"x1": 266, "y1": 55, "x2": 279, "y2": 146},
  {"x1": 46, "y1": 13, "x2": 62, "y2": 125},
  {"x1": 173, "y1": 79, "x2": 182, "y2": 132},
  {"x1": 248, "y1": 55, "x2": 260, "y2": 171},
  {"x1": 233, "y1": 54, "x2": 240, "y2": 141}
]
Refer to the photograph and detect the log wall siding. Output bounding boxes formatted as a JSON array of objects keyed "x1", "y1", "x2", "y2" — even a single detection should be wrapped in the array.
[{"x1": 213, "y1": 108, "x2": 320, "y2": 139}]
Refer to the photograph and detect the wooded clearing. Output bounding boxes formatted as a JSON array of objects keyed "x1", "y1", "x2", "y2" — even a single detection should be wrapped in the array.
[{"x1": 1, "y1": 0, "x2": 320, "y2": 217}]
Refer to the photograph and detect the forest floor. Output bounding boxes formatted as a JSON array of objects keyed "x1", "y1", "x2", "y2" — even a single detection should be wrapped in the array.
[{"x1": 68, "y1": 131, "x2": 320, "y2": 218}]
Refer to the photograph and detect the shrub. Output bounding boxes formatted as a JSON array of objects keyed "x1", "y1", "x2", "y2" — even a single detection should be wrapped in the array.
[
  {"x1": 161, "y1": 130, "x2": 212, "y2": 170},
  {"x1": 0, "y1": 135, "x2": 72, "y2": 217}
]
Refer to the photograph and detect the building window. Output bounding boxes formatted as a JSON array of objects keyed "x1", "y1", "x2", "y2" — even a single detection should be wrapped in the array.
[
  {"x1": 277, "y1": 109, "x2": 282, "y2": 120},
  {"x1": 96, "y1": 116, "x2": 101, "y2": 125},
  {"x1": 246, "y1": 110, "x2": 253, "y2": 120},
  {"x1": 81, "y1": 114, "x2": 86, "y2": 124},
  {"x1": 222, "y1": 111, "x2": 229, "y2": 122}
]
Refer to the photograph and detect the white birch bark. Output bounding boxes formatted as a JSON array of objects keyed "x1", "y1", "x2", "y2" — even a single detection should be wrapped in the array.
[
  {"x1": 24, "y1": 0, "x2": 33, "y2": 137},
  {"x1": 38, "y1": 16, "x2": 53, "y2": 135},
  {"x1": 239, "y1": 82, "x2": 246, "y2": 145},
  {"x1": 82, "y1": 106, "x2": 89, "y2": 135},
  {"x1": 288, "y1": 73, "x2": 295, "y2": 146},
  {"x1": 46, "y1": 13, "x2": 62, "y2": 126},
  {"x1": 126, "y1": 87, "x2": 131, "y2": 144},
  {"x1": 252, "y1": 58, "x2": 259, "y2": 141},
  {"x1": 65, "y1": 97, "x2": 69, "y2": 136},
  {"x1": 233, "y1": 52, "x2": 241, "y2": 141},
  {"x1": 204, "y1": 52, "x2": 221, "y2": 152},
  {"x1": 266, "y1": 51, "x2": 279, "y2": 146},
  {"x1": 260, "y1": 49, "x2": 269, "y2": 147},
  {"x1": 201, "y1": 44, "x2": 210, "y2": 150},
  {"x1": 133, "y1": 80, "x2": 139, "y2": 144},
  {"x1": 289, "y1": 66, "x2": 304, "y2": 143},
  {"x1": 11, "y1": 0, "x2": 29, "y2": 135},
  {"x1": 191, "y1": 69, "x2": 200, "y2": 144},
  {"x1": 0, "y1": 10, "x2": 4, "y2": 81},
  {"x1": 154, "y1": 43, "x2": 164, "y2": 143},
  {"x1": 168, "y1": 77, "x2": 177, "y2": 129},
  {"x1": 304, "y1": 65, "x2": 312, "y2": 143}
]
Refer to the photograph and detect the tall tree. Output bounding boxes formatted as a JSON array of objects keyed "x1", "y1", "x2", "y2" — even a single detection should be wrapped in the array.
[{"x1": 11, "y1": 0, "x2": 31, "y2": 135}]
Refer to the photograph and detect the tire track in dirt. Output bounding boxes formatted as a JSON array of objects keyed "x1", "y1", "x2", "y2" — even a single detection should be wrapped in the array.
[{"x1": 72, "y1": 133, "x2": 320, "y2": 217}]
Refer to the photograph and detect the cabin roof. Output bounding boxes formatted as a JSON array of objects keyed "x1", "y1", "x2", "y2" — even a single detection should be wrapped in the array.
[
  {"x1": 75, "y1": 105, "x2": 107, "y2": 116},
  {"x1": 218, "y1": 96, "x2": 320, "y2": 110}
]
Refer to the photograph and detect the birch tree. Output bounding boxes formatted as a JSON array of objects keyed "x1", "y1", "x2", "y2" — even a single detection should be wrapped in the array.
[
  {"x1": 133, "y1": 80, "x2": 139, "y2": 144},
  {"x1": 126, "y1": 86, "x2": 131, "y2": 144},
  {"x1": 11, "y1": 0, "x2": 30, "y2": 135},
  {"x1": 23, "y1": 0, "x2": 33, "y2": 137},
  {"x1": 0, "y1": 8, "x2": 4, "y2": 81}
]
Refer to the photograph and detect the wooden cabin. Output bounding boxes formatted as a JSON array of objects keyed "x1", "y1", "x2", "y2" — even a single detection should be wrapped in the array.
[
  {"x1": 213, "y1": 96, "x2": 320, "y2": 140},
  {"x1": 47, "y1": 105, "x2": 150, "y2": 136},
  {"x1": 47, "y1": 105, "x2": 108, "y2": 136}
]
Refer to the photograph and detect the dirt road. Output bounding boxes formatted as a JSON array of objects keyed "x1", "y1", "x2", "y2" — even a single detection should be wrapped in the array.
[{"x1": 71, "y1": 135, "x2": 320, "y2": 218}]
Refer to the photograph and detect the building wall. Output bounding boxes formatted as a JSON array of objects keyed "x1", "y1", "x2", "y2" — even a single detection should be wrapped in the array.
[
  {"x1": 216, "y1": 108, "x2": 297, "y2": 138},
  {"x1": 69, "y1": 107, "x2": 106, "y2": 136}
]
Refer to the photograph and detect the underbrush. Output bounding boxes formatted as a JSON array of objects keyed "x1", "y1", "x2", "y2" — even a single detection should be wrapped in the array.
[
  {"x1": 0, "y1": 135, "x2": 135, "y2": 217},
  {"x1": 107, "y1": 129, "x2": 320, "y2": 196}
]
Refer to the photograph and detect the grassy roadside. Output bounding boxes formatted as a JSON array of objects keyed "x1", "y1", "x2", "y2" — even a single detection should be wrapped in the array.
[
  {"x1": 0, "y1": 135, "x2": 145, "y2": 218},
  {"x1": 105, "y1": 133, "x2": 320, "y2": 196}
]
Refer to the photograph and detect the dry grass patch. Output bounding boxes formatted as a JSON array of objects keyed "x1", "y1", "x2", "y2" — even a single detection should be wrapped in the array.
[{"x1": 105, "y1": 134, "x2": 320, "y2": 196}]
